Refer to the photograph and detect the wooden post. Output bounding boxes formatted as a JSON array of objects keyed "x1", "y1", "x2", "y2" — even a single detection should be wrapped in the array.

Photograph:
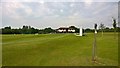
[
  {"x1": 92, "y1": 24, "x2": 97, "y2": 62},
  {"x1": 112, "y1": 17, "x2": 117, "y2": 39}
]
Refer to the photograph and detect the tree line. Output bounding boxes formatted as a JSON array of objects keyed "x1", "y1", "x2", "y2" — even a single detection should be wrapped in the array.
[
  {"x1": 0, "y1": 25, "x2": 119, "y2": 34},
  {"x1": 0, "y1": 26, "x2": 54, "y2": 34}
]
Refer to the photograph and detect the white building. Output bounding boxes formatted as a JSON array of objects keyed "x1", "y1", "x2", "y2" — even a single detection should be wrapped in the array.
[
  {"x1": 57, "y1": 27, "x2": 75, "y2": 33},
  {"x1": 68, "y1": 29, "x2": 75, "y2": 32}
]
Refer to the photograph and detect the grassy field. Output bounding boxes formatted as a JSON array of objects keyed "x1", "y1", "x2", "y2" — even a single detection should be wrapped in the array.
[{"x1": 2, "y1": 33, "x2": 118, "y2": 66}]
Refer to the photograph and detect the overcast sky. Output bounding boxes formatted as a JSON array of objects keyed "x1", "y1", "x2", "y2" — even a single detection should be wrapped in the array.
[{"x1": 0, "y1": 0, "x2": 119, "y2": 29}]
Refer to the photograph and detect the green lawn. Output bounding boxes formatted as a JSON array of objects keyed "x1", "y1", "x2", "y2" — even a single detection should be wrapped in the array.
[{"x1": 2, "y1": 33, "x2": 118, "y2": 66}]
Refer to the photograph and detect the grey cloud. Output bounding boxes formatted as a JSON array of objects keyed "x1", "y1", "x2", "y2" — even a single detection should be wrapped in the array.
[{"x1": 1, "y1": 2, "x2": 118, "y2": 29}]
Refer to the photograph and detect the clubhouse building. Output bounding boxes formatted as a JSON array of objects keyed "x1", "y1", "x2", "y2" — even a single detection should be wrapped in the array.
[{"x1": 57, "y1": 27, "x2": 75, "y2": 33}]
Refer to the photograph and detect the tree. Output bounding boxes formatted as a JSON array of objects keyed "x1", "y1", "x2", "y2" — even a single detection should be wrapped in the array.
[
  {"x1": 2, "y1": 26, "x2": 12, "y2": 34},
  {"x1": 69, "y1": 26, "x2": 76, "y2": 29},
  {"x1": 22, "y1": 25, "x2": 29, "y2": 34},
  {"x1": 85, "y1": 28, "x2": 94, "y2": 33},
  {"x1": 30, "y1": 27, "x2": 39, "y2": 34},
  {"x1": 21, "y1": 25, "x2": 38, "y2": 34},
  {"x1": 0, "y1": 29, "x2": 2, "y2": 34},
  {"x1": 4, "y1": 26, "x2": 11, "y2": 29},
  {"x1": 44, "y1": 27, "x2": 55, "y2": 34},
  {"x1": 69, "y1": 26, "x2": 79, "y2": 33},
  {"x1": 99, "y1": 23, "x2": 105, "y2": 37}
]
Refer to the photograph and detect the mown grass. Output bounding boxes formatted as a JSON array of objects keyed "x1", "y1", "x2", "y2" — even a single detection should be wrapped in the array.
[{"x1": 2, "y1": 33, "x2": 118, "y2": 66}]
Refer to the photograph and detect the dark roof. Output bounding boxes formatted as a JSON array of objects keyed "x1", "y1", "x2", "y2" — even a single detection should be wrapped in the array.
[{"x1": 58, "y1": 27, "x2": 68, "y2": 30}]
